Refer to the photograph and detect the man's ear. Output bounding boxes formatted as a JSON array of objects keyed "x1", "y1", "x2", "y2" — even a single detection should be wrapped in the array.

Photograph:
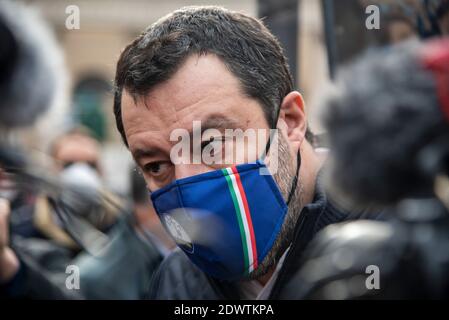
[{"x1": 277, "y1": 91, "x2": 307, "y2": 144}]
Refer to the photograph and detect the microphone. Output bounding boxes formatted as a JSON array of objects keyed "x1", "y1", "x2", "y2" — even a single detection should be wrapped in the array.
[
  {"x1": 0, "y1": 1, "x2": 62, "y2": 128},
  {"x1": 321, "y1": 39, "x2": 449, "y2": 207}
]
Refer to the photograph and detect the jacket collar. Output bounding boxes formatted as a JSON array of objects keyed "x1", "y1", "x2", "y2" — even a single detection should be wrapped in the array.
[{"x1": 268, "y1": 169, "x2": 350, "y2": 299}]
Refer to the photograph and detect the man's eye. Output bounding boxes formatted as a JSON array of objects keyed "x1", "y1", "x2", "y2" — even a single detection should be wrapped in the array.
[{"x1": 143, "y1": 162, "x2": 168, "y2": 176}]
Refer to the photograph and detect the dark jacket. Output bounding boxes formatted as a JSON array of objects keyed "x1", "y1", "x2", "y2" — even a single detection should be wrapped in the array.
[{"x1": 148, "y1": 173, "x2": 384, "y2": 299}]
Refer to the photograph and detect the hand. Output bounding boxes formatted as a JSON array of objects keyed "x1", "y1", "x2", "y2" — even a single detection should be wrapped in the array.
[{"x1": 0, "y1": 198, "x2": 19, "y2": 283}]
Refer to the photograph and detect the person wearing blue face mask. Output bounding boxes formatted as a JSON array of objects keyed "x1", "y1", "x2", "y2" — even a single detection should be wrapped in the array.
[{"x1": 113, "y1": 6, "x2": 383, "y2": 300}]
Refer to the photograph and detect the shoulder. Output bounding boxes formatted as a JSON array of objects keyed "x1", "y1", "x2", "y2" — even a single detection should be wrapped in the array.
[
  {"x1": 279, "y1": 220, "x2": 408, "y2": 299},
  {"x1": 148, "y1": 248, "x2": 220, "y2": 300}
]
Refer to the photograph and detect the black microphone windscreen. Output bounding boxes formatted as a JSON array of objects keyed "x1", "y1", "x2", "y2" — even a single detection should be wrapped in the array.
[
  {"x1": 321, "y1": 40, "x2": 449, "y2": 206},
  {"x1": 0, "y1": 1, "x2": 62, "y2": 128}
]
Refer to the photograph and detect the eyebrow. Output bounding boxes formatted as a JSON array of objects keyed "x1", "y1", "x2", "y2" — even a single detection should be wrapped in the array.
[
  {"x1": 199, "y1": 114, "x2": 241, "y2": 134},
  {"x1": 132, "y1": 148, "x2": 161, "y2": 163},
  {"x1": 131, "y1": 115, "x2": 241, "y2": 163}
]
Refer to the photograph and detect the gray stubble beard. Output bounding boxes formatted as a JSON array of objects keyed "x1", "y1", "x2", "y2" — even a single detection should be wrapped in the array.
[{"x1": 248, "y1": 133, "x2": 304, "y2": 280}]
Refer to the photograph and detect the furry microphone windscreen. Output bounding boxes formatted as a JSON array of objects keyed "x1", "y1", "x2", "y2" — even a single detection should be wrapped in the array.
[
  {"x1": 0, "y1": 1, "x2": 62, "y2": 128},
  {"x1": 321, "y1": 39, "x2": 449, "y2": 207}
]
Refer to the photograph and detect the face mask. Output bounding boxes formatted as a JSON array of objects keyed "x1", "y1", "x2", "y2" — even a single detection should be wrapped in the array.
[
  {"x1": 60, "y1": 162, "x2": 102, "y2": 191},
  {"x1": 0, "y1": 189, "x2": 18, "y2": 201},
  {"x1": 0, "y1": 177, "x2": 18, "y2": 201},
  {"x1": 150, "y1": 130, "x2": 301, "y2": 281}
]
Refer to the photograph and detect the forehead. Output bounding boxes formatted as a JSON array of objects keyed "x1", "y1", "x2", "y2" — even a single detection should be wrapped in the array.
[
  {"x1": 54, "y1": 134, "x2": 99, "y2": 161},
  {"x1": 121, "y1": 53, "x2": 267, "y2": 154}
]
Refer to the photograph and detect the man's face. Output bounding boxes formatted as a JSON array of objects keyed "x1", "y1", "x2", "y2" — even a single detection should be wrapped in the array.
[
  {"x1": 122, "y1": 54, "x2": 276, "y2": 191},
  {"x1": 53, "y1": 134, "x2": 100, "y2": 173},
  {"x1": 122, "y1": 53, "x2": 304, "y2": 279}
]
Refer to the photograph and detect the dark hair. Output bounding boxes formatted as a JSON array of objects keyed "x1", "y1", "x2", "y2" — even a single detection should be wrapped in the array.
[
  {"x1": 113, "y1": 6, "x2": 312, "y2": 147},
  {"x1": 49, "y1": 125, "x2": 98, "y2": 157}
]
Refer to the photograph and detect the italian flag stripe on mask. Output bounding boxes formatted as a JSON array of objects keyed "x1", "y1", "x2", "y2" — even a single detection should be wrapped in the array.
[{"x1": 222, "y1": 166, "x2": 258, "y2": 274}]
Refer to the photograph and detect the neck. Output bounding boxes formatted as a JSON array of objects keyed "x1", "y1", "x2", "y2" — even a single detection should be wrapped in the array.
[
  {"x1": 256, "y1": 266, "x2": 276, "y2": 286},
  {"x1": 299, "y1": 141, "x2": 325, "y2": 206},
  {"x1": 255, "y1": 143, "x2": 325, "y2": 288}
]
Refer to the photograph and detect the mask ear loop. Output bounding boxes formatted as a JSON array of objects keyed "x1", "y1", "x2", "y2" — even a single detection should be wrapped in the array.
[
  {"x1": 287, "y1": 151, "x2": 301, "y2": 206},
  {"x1": 260, "y1": 108, "x2": 302, "y2": 206}
]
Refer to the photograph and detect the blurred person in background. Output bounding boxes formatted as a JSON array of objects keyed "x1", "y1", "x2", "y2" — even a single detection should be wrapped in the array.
[
  {"x1": 392, "y1": 0, "x2": 449, "y2": 38},
  {"x1": 2, "y1": 128, "x2": 166, "y2": 299},
  {"x1": 2, "y1": 126, "x2": 167, "y2": 299},
  {"x1": 130, "y1": 166, "x2": 176, "y2": 256},
  {"x1": 438, "y1": 1, "x2": 449, "y2": 34},
  {"x1": 48, "y1": 126, "x2": 119, "y2": 233},
  {"x1": 51, "y1": 126, "x2": 102, "y2": 177},
  {"x1": 8, "y1": 126, "x2": 120, "y2": 270},
  {"x1": 419, "y1": 0, "x2": 449, "y2": 36},
  {"x1": 384, "y1": 13, "x2": 418, "y2": 44}
]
